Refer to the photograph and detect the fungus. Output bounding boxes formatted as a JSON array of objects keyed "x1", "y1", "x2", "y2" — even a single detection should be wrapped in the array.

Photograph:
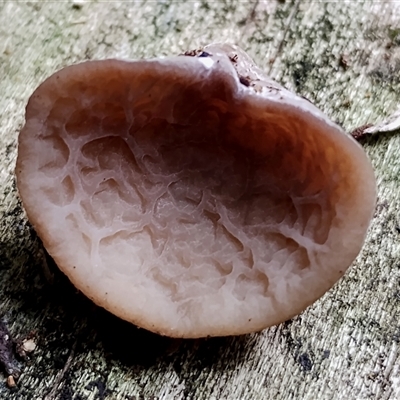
[{"x1": 16, "y1": 44, "x2": 376, "y2": 338}]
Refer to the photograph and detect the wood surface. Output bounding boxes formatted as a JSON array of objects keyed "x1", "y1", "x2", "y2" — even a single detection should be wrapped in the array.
[{"x1": 1, "y1": 1, "x2": 400, "y2": 399}]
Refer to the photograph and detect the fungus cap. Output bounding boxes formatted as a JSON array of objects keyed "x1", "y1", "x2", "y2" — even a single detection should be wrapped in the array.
[{"x1": 16, "y1": 44, "x2": 376, "y2": 338}]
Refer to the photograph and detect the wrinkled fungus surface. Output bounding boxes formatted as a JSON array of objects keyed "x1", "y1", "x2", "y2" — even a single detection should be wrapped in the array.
[{"x1": 16, "y1": 44, "x2": 376, "y2": 338}]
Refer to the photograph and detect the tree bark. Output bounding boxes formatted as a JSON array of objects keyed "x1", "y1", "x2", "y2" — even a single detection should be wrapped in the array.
[{"x1": 1, "y1": 1, "x2": 400, "y2": 399}]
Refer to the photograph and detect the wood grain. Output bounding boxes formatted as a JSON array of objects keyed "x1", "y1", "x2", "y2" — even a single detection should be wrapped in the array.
[{"x1": 1, "y1": 1, "x2": 400, "y2": 399}]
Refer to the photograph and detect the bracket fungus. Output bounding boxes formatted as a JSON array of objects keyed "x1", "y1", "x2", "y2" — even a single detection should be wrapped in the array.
[{"x1": 16, "y1": 44, "x2": 376, "y2": 338}]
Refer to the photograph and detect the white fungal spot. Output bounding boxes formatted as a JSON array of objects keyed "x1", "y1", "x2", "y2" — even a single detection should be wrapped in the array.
[{"x1": 198, "y1": 56, "x2": 214, "y2": 69}]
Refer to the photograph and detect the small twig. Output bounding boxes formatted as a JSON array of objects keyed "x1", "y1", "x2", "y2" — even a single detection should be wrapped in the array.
[
  {"x1": 350, "y1": 124, "x2": 373, "y2": 141},
  {"x1": 43, "y1": 340, "x2": 77, "y2": 400},
  {"x1": 247, "y1": 0, "x2": 259, "y2": 22},
  {"x1": 37, "y1": 244, "x2": 55, "y2": 285},
  {"x1": 0, "y1": 318, "x2": 20, "y2": 379},
  {"x1": 268, "y1": 0, "x2": 301, "y2": 74},
  {"x1": 237, "y1": 0, "x2": 259, "y2": 46},
  {"x1": 350, "y1": 105, "x2": 400, "y2": 141}
]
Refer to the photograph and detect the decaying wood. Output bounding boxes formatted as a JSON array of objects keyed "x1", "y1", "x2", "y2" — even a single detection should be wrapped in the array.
[
  {"x1": 0, "y1": 318, "x2": 20, "y2": 379},
  {"x1": 1, "y1": 1, "x2": 400, "y2": 399}
]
